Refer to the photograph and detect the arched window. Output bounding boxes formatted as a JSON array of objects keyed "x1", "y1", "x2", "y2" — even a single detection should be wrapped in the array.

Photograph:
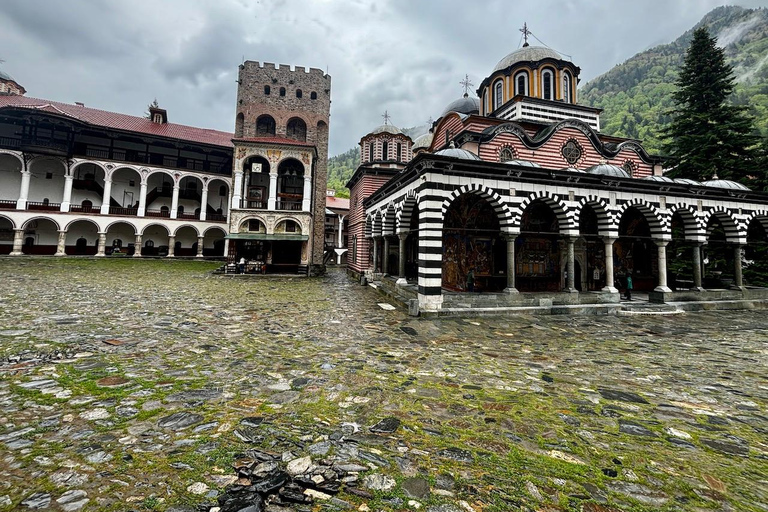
[
  {"x1": 369, "y1": 143, "x2": 375, "y2": 162},
  {"x1": 494, "y1": 80, "x2": 504, "y2": 110},
  {"x1": 382, "y1": 141, "x2": 389, "y2": 160},
  {"x1": 279, "y1": 87, "x2": 286, "y2": 97},
  {"x1": 499, "y1": 147, "x2": 516, "y2": 162},
  {"x1": 514, "y1": 71, "x2": 528, "y2": 96},
  {"x1": 112, "y1": 239, "x2": 123, "y2": 248},
  {"x1": 160, "y1": 205, "x2": 169, "y2": 216},
  {"x1": 42, "y1": 198, "x2": 49, "y2": 205},
  {"x1": 562, "y1": 72, "x2": 572, "y2": 103},
  {"x1": 310, "y1": 91, "x2": 317, "y2": 100},
  {"x1": 264, "y1": 85, "x2": 271, "y2": 95},
  {"x1": 256, "y1": 115, "x2": 276, "y2": 136},
  {"x1": 483, "y1": 89, "x2": 488, "y2": 114},
  {"x1": 145, "y1": 240, "x2": 154, "y2": 247},
  {"x1": 286, "y1": 118, "x2": 307, "y2": 142},
  {"x1": 296, "y1": 89, "x2": 302, "y2": 98},
  {"x1": 396, "y1": 143, "x2": 402, "y2": 162},
  {"x1": 82, "y1": 200, "x2": 93, "y2": 211},
  {"x1": 542, "y1": 69, "x2": 554, "y2": 101},
  {"x1": 177, "y1": 205, "x2": 184, "y2": 215}
]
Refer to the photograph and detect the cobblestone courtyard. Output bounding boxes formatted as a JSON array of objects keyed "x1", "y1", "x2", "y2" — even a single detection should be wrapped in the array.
[{"x1": 0, "y1": 259, "x2": 766, "y2": 511}]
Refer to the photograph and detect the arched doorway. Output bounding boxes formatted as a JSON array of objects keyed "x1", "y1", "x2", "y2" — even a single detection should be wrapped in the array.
[
  {"x1": 0, "y1": 216, "x2": 15, "y2": 255},
  {"x1": 243, "y1": 156, "x2": 270, "y2": 209},
  {"x1": 277, "y1": 159, "x2": 305, "y2": 211},
  {"x1": 106, "y1": 221, "x2": 136, "y2": 256},
  {"x1": 203, "y1": 227, "x2": 226, "y2": 257},
  {"x1": 174, "y1": 226, "x2": 199, "y2": 257},
  {"x1": 616, "y1": 207, "x2": 655, "y2": 291},
  {"x1": 142, "y1": 225, "x2": 170, "y2": 257},
  {"x1": 442, "y1": 194, "x2": 506, "y2": 292},
  {"x1": 21, "y1": 218, "x2": 59, "y2": 255},
  {"x1": 517, "y1": 200, "x2": 561, "y2": 292},
  {"x1": 65, "y1": 220, "x2": 100, "y2": 255},
  {"x1": 745, "y1": 218, "x2": 768, "y2": 287},
  {"x1": 578, "y1": 204, "x2": 604, "y2": 291},
  {"x1": 0, "y1": 154, "x2": 22, "y2": 208}
]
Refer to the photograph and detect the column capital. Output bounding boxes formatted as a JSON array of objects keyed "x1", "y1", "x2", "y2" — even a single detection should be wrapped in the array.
[
  {"x1": 398, "y1": 231, "x2": 410, "y2": 240},
  {"x1": 502, "y1": 232, "x2": 518, "y2": 241},
  {"x1": 654, "y1": 239, "x2": 670, "y2": 247},
  {"x1": 602, "y1": 236, "x2": 616, "y2": 244}
]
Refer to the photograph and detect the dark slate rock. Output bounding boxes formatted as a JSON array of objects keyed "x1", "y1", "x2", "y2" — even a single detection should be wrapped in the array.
[
  {"x1": 21, "y1": 493, "x2": 51, "y2": 509},
  {"x1": 157, "y1": 412, "x2": 204, "y2": 431},
  {"x1": 370, "y1": 417, "x2": 401, "y2": 434},
  {"x1": 251, "y1": 470, "x2": 289, "y2": 495},
  {"x1": 358, "y1": 450, "x2": 388, "y2": 467},
  {"x1": 291, "y1": 377, "x2": 309, "y2": 389},
  {"x1": 701, "y1": 438, "x2": 749, "y2": 456},
  {"x1": 402, "y1": 476, "x2": 430, "y2": 499},
  {"x1": 619, "y1": 421, "x2": 656, "y2": 437},
  {"x1": 598, "y1": 388, "x2": 649, "y2": 404},
  {"x1": 241, "y1": 417, "x2": 264, "y2": 428},
  {"x1": 217, "y1": 486, "x2": 264, "y2": 512},
  {"x1": 437, "y1": 447, "x2": 474, "y2": 463},
  {"x1": 400, "y1": 326, "x2": 418, "y2": 336},
  {"x1": 667, "y1": 437, "x2": 696, "y2": 449}
]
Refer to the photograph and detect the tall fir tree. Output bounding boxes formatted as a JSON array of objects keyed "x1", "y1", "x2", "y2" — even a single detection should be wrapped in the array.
[{"x1": 662, "y1": 27, "x2": 759, "y2": 183}]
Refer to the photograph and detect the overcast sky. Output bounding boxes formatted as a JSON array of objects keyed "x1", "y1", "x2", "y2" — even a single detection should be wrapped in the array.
[{"x1": 2, "y1": 0, "x2": 767, "y2": 156}]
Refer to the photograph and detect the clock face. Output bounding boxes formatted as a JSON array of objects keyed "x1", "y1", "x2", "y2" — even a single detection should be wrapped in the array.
[{"x1": 562, "y1": 139, "x2": 582, "y2": 165}]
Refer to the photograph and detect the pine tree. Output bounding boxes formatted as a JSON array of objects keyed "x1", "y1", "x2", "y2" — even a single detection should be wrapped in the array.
[
  {"x1": 144, "y1": 98, "x2": 160, "y2": 119},
  {"x1": 662, "y1": 27, "x2": 760, "y2": 183}
]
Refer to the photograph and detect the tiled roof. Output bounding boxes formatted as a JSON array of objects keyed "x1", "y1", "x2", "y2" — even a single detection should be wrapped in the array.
[
  {"x1": 233, "y1": 136, "x2": 315, "y2": 147},
  {"x1": 326, "y1": 195, "x2": 350, "y2": 210},
  {"x1": 0, "y1": 95, "x2": 234, "y2": 148}
]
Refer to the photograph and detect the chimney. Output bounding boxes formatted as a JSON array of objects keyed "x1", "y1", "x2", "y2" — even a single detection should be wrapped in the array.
[
  {"x1": 75, "y1": 102, "x2": 85, "y2": 107},
  {"x1": 149, "y1": 106, "x2": 168, "y2": 124}
]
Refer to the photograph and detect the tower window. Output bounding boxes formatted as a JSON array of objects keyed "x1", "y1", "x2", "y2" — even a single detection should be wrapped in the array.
[
  {"x1": 310, "y1": 91, "x2": 317, "y2": 100},
  {"x1": 369, "y1": 143, "x2": 375, "y2": 162},
  {"x1": 296, "y1": 89, "x2": 303, "y2": 98},
  {"x1": 562, "y1": 72, "x2": 572, "y2": 103},
  {"x1": 382, "y1": 141, "x2": 389, "y2": 160},
  {"x1": 515, "y1": 71, "x2": 528, "y2": 96},
  {"x1": 483, "y1": 90, "x2": 488, "y2": 114},
  {"x1": 264, "y1": 85, "x2": 271, "y2": 95},
  {"x1": 279, "y1": 87, "x2": 286, "y2": 97},
  {"x1": 256, "y1": 115, "x2": 276, "y2": 136},
  {"x1": 396, "y1": 143, "x2": 402, "y2": 162},
  {"x1": 542, "y1": 69, "x2": 554, "y2": 101},
  {"x1": 494, "y1": 80, "x2": 503, "y2": 110}
]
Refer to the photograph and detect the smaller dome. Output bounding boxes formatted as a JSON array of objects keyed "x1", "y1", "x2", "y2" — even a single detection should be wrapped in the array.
[
  {"x1": 702, "y1": 179, "x2": 750, "y2": 191},
  {"x1": 371, "y1": 124, "x2": 401, "y2": 135},
  {"x1": 585, "y1": 163, "x2": 629, "y2": 178},
  {"x1": 673, "y1": 178, "x2": 702, "y2": 186},
  {"x1": 493, "y1": 45, "x2": 563, "y2": 73},
  {"x1": 643, "y1": 176, "x2": 675, "y2": 183},
  {"x1": 504, "y1": 159, "x2": 541, "y2": 168},
  {"x1": 441, "y1": 94, "x2": 480, "y2": 117},
  {"x1": 434, "y1": 147, "x2": 481, "y2": 160},
  {"x1": 412, "y1": 132, "x2": 433, "y2": 150},
  {"x1": 559, "y1": 167, "x2": 584, "y2": 173}
]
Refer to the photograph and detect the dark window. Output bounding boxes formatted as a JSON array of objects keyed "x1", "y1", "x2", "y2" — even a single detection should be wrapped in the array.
[
  {"x1": 515, "y1": 72, "x2": 528, "y2": 96},
  {"x1": 396, "y1": 143, "x2": 402, "y2": 162},
  {"x1": 382, "y1": 141, "x2": 389, "y2": 160},
  {"x1": 129, "y1": 180, "x2": 135, "y2": 187},
  {"x1": 285, "y1": 221, "x2": 297, "y2": 233},
  {"x1": 160, "y1": 205, "x2": 169, "y2": 215},
  {"x1": 494, "y1": 81, "x2": 503, "y2": 109},
  {"x1": 45, "y1": 172, "x2": 52, "y2": 180},
  {"x1": 543, "y1": 70, "x2": 553, "y2": 101},
  {"x1": 286, "y1": 118, "x2": 307, "y2": 142},
  {"x1": 310, "y1": 91, "x2": 317, "y2": 100},
  {"x1": 42, "y1": 198, "x2": 49, "y2": 205},
  {"x1": 279, "y1": 87, "x2": 286, "y2": 96},
  {"x1": 177, "y1": 205, "x2": 184, "y2": 215},
  {"x1": 296, "y1": 89, "x2": 303, "y2": 98},
  {"x1": 562, "y1": 73, "x2": 571, "y2": 103},
  {"x1": 264, "y1": 85, "x2": 271, "y2": 95},
  {"x1": 369, "y1": 143, "x2": 375, "y2": 162},
  {"x1": 499, "y1": 147, "x2": 515, "y2": 162},
  {"x1": 256, "y1": 115, "x2": 276, "y2": 136},
  {"x1": 145, "y1": 240, "x2": 154, "y2": 247},
  {"x1": 112, "y1": 239, "x2": 122, "y2": 247}
]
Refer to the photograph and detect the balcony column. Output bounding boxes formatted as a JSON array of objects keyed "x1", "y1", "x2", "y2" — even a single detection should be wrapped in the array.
[
  {"x1": 133, "y1": 234, "x2": 143, "y2": 258},
  {"x1": 268, "y1": 172, "x2": 278, "y2": 210},
  {"x1": 170, "y1": 185, "x2": 180, "y2": 219},
  {"x1": 196, "y1": 236, "x2": 204, "y2": 258},
  {"x1": 692, "y1": 243, "x2": 704, "y2": 291},
  {"x1": 10, "y1": 229, "x2": 24, "y2": 256},
  {"x1": 302, "y1": 176, "x2": 312, "y2": 212},
  {"x1": 61, "y1": 175, "x2": 74, "y2": 212},
  {"x1": 232, "y1": 171, "x2": 244, "y2": 210},
  {"x1": 396, "y1": 232, "x2": 408, "y2": 286},
  {"x1": 138, "y1": 182, "x2": 147, "y2": 217},
  {"x1": 372, "y1": 236, "x2": 379, "y2": 272},
  {"x1": 565, "y1": 237, "x2": 576, "y2": 293},
  {"x1": 382, "y1": 237, "x2": 390, "y2": 274},
  {"x1": 167, "y1": 236, "x2": 176, "y2": 258},
  {"x1": 654, "y1": 239, "x2": 672, "y2": 293},
  {"x1": 100, "y1": 179, "x2": 112, "y2": 215},
  {"x1": 504, "y1": 233, "x2": 519, "y2": 294},
  {"x1": 55, "y1": 231, "x2": 67, "y2": 256},
  {"x1": 95, "y1": 232, "x2": 107, "y2": 257},
  {"x1": 199, "y1": 186, "x2": 209, "y2": 221},
  {"x1": 602, "y1": 237, "x2": 618, "y2": 293},
  {"x1": 733, "y1": 244, "x2": 744, "y2": 289},
  {"x1": 16, "y1": 171, "x2": 31, "y2": 210}
]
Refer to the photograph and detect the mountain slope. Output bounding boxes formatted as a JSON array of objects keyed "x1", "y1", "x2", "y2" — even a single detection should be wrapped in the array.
[{"x1": 581, "y1": 5, "x2": 768, "y2": 153}]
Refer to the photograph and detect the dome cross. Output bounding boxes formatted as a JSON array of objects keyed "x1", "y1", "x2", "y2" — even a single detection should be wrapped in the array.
[
  {"x1": 381, "y1": 110, "x2": 391, "y2": 126},
  {"x1": 520, "y1": 22, "x2": 531, "y2": 47},
  {"x1": 460, "y1": 74, "x2": 474, "y2": 97}
]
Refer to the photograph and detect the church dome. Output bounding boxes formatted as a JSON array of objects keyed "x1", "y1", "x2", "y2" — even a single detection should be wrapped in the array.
[
  {"x1": 673, "y1": 178, "x2": 702, "y2": 186},
  {"x1": 441, "y1": 94, "x2": 480, "y2": 117},
  {"x1": 643, "y1": 176, "x2": 675, "y2": 183},
  {"x1": 492, "y1": 45, "x2": 563, "y2": 73},
  {"x1": 412, "y1": 132, "x2": 433, "y2": 151},
  {"x1": 434, "y1": 147, "x2": 481, "y2": 160},
  {"x1": 505, "y1": 159, "x2": 541, "y2": 168},
  {"x1": 370, "y1": 124, "x2": 401, "y2": 135},
  {"x1": 702, "y1": 179, "x2": 750, "y2": 191},
  {"x1": 585, "y1": 163, "x2": 630, "y2": 178},
  {"x1": 0, "y1": 70, "x2": 14, "y2": 81}
]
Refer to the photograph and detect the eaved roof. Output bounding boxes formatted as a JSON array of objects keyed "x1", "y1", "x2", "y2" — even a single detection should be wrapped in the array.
[
  {"x1": 326, "y1": 195, "x2": 350, "y2": 210},
  {"x1": 0, "y1": 95, "x2": 234, "y2": 148}
]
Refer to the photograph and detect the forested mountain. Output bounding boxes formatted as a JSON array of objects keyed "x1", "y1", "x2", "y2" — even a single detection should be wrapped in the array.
[{"x1": 581, "y1": 5, "x2": 768, "y2": 153}]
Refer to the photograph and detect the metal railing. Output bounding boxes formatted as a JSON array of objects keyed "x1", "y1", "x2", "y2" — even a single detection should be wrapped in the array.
[
  {"x1": 0, "y1": 200, "x2": 16, "y2": 209},
  {"x1": 27, "y1": 202, "x2": 61, "y2": 211},
  {"x1": 109, "y1": 207, "x2": 138, "y2": 216},
  {"x1": 145, "y1": 209, "x2": 171, "y2": 218}
]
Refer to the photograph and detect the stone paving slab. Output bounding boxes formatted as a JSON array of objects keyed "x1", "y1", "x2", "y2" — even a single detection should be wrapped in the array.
[{"x1": 0, "y1": 258, "x2": 766, "y2": 511}]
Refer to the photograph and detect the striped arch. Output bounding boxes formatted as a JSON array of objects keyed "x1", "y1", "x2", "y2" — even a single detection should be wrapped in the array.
[
  {"x1": 574, "y1": 196, "x2": 615, "y2": 236},
  {"x1": 395, "y1": 190, "x2": 419, "y2": 233},
  {"x1": 441, "y1": 184, "x2": 513, "y2": 232},
  {"x1": 745, "y1": 210, "x2": 768, "y2": 238},
  {"x1": 364, "y1": 215, "x2": 372, "y2": 239},
  {"x1": 704, "y1": 206, "x2": 745, "y2": 244},
  {"x1": 668, "y1": 203, "x2": 706, "y2": 242},
  {"x1": 382, "y1": 203, "x2": 396, "y2": 236},
  {"x1": 617, "y1": 198, "x2": 668, "y2": 240},
  {"x1": 513, "y1": 191, "x2": 575, "y2": 234}
]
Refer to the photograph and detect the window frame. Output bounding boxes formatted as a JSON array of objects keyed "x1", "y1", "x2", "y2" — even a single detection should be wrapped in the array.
[
  {"x1": 493, "y1": 80, "x2": 504, "y2": 110},
  {"x1": 514, "y1": 71, "x2": 529, "y2": 96}
]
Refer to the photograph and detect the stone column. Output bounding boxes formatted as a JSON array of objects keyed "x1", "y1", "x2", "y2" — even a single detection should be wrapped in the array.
[
  {"x1": 100, "y1": 179, "x2": 112, "y2": 214},
  {"x1": 397, "y1": 232, "x2": 408, "y2": 285},
  {"x1": 10, "y1": 229, "x2": 24, "y2": 256},
  {"x1": 733, "y1": 244, "x2": 744, "y2": 289},
  {"x1": 16, "y1": 171, "x2": 31, "y2": 209},
  {"x1": 133, "y1": 234, "x2": 143, "y2": 258},
  {"x1": 692, "y1": 243, "x2": 704, "y2": 291},
  {"x1": 196, "y1": 236, "x2": 205, "y2": 258},
  {"x1": 167, "y1": 236, "x2": 176, "y2": 258},
  {"x1": 199, "y1": 186, "x2": 208, "y2": 221},
  {"x1": 654, "y1": 239, "x2": 672, "y2": 293},
  {"x1": 504, "y1": 234, "x2": 519, "y2": 294},
  {"x1": 268, "y1": 172, "x2": 278, "y2": 210},
  {"x1": 337, "y1": 215, "x2": 345, "y2": 248},
  {"x1": 372, "y1": 237, "x2": 379, "y2": 272},
  {"x1": 61, "y1": 175, "x2": 74, "y2": 212},
  {"x1": 55, "y1": 231, "x2": 67, "y2": 256},
  {"x1": 95, "y1": 232, "x2": 107, "y2": 257},
  {"x1": 170, "y1": 185, "x2": 180, "y2": 219},
  {"x1": 382, "y1": 237, "x2": 390, "y2": 274},
  {"x1": 565, "y1": 237, "x2": 576, "y2": 292},
  {"x1": 302, "y1": 176, "x2": 312, "y2": 212},
  {"x1": 232, "y1": 171, "x2": 243, "y2": 210},
  {"x1": 602, "y1": 237, "x2": 618, "y2": 293},
  {"x1": 138, "y1": 182, "x2": 148, "y2": 217}
]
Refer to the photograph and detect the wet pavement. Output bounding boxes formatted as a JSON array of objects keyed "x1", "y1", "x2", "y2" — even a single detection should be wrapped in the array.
[{"x1": 0, "y1": 258, "x2": 766, "y2": 511}]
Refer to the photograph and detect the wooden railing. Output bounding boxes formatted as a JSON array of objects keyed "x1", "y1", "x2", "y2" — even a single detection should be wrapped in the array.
[
  {"x1": 145, "y1": 209, "x2": 171, "y2": 218},
  {"x1": 0, "y1": 200, "x2": 16, "y2": 209},
  {"x1": 109, "y1": 207, "x2": 138, "y2": 216},
  {"x1": 27, "y1": 202, "x2": 61, "y2": 211}
]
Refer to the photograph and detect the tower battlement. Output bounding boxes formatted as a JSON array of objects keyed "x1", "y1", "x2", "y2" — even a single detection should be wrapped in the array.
[{"x1": 241, "y1": 61, "x2": 330, "y2": 80}]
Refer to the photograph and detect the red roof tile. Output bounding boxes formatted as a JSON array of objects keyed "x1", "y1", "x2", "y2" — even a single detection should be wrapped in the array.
[
  {"x1": 233, "y1": 136, "x2": 315, "y2": 147},
  {"x1": 0, "y1": 95, "x2": 234, "y2": 148},
  {"x1": 326, "y1": 195, "x2": 350, "y2": 210}
]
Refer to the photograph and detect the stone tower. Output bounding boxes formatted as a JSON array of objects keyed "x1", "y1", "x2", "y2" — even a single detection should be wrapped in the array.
[{"x1": 229, "y1": 62, "x2": 331, "y2": 275}]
